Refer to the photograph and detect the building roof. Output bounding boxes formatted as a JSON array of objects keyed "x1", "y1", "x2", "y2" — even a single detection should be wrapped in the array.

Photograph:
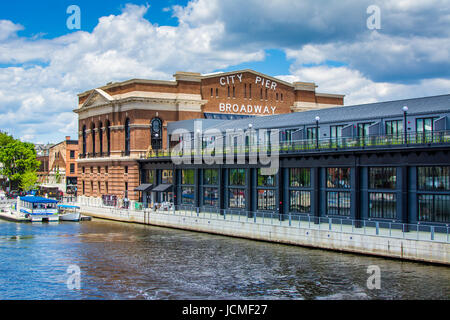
[
  {"x1": 19, "y1": 196, "x2": 58, "y2": 204},
  {"x1": 201, "y1": 94, "x2": 450, "y2": 132}
]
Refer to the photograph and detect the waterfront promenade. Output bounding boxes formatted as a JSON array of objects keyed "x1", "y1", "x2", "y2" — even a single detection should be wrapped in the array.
[{"x1": 74, "y1": 198, "x2": 449, "y2": 265}]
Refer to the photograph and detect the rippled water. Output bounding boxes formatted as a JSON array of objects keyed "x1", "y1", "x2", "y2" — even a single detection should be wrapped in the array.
[{"x1": 0, "y1": 218, "x2": 448, "y2": 300}]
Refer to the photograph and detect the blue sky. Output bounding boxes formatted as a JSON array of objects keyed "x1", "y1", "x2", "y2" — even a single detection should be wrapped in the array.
[{"x1": 0, "y1": 0, "x2": 449, "y2": 144}]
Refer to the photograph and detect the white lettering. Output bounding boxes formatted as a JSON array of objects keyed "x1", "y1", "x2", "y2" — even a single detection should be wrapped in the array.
[
  {"x1": 247, "y1": 105, "x2": 253, "y2": 113},
  {"x1": 271, "y1": 106, "x2": 276, "y2": 114},
  {"x1": 240, "y1": 104, "x2": 247, "y2": 113},
  {"x1": 263, "y1": 106, "x2": 269, "y2": 114},
  {"x1": 265, "y1": 80, "x2": 271, "y2": 88},
  {"x1": 236, "y1": 74, "x2": 243, "y2": 82},
  {"x1": 229, "y1": 75, "x2": 235, "y2": 84},
  {"x1": 255, "y1": 76, "x2": 262, "y2": 84},
  {"x1": 271, "y1": 82, "x2": 277, "y2": 90},
  {"x1": 226, "y1": 103, "x2": 231, "y2": 112},
  {"x1": 219, "y1": 77, "x2": 226, "y2": 86},
  {"x1": 254, "y1": 105, "x2": 262, "y2": 113},
  {"x1": 232, "y1": 104, "x2": 239, "y2": 112},
  {"x1": 219, "y1": 103, "x2": 225, "y2": 112}
]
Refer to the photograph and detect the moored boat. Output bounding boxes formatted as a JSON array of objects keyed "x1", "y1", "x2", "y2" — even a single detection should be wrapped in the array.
[
  {"x1": 16, "y1": 196, "x2": 59, "y2": 222},
  {"x1": 57, "y1": 204, "x2": 81, "y2": 221}
]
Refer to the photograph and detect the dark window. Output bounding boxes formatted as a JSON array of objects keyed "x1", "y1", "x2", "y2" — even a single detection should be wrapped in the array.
[
  {"x1": 330, "y1": 125, "x2": 346, "y2": 145},
  {"x1": 369, "y1": 192, "x2": 396, "y2": 219},
  {"x1": 227, "y1": 86, "x2": 230, "y2": 98},
  {"x1": 290, "y1": 168, "x2": 311, "y2": 187},
  {"x1": 124, "y1": 118, "x2": 130, "y2": 155},
  {"x1": 257, "y1": 169, "x2": 276, "y2": 187},
  {"x1": 233, "y1": 86, "x2": 235, "y2": 98},
  {"x1": 210, "y1": 88, "x2": 213, "y2": 97},
  {"x1": 249, "y1": 84, "x2": 252, "y2": 99},
  {"x1": 181, "y1": 186, "x2": 195, "y2": 204},
  {"x1": 70, "y1": 164, "x2": 75, "y2": 174},
  {"x1": 105, "y1": 181, "x2": 108, "y2": 193},
  {"x1": 385, "y1": 120, "x2": 403, "y2": 137},
  {"x1": 229, "y1": 169, "x2": 246, "y2": 186},
  {"x1": 97, "y1": 166, "x2": 101, "y2": 174},
  {"x1": 98, "y1": 181, "x2": 101, "y2": 194},
  {"x1": 106, "y1": 120, "x2": 111, "y2": 153},
  {"x1": 204, "y1": 187, "x2": 219, "y2": 207},
  {"x1": 358, "y1": 123, "x2": 372, "y2": 138},
  {"x1": 124, "y1": 166, "x2": 128, "y2": 174},
  {"x1": 418, "y1": 167, "x2": 450, "y2": 191},
  {"x1": 369, "y1": 167, "x2": 397, "y2": 189},
  {"x1": 105, "y1": 166, "x2": 108, "y2": 174},
  {"x1": 82, "y1": 167, "x2": 85, "y2": 174},
  {"x1": 203, "y1": 169, "x2": 219, "y2": 185},
  {"x1": 216, "y1": 88, "x2": 219, "y2": 97},
  {"x1": 82, "y1": 125, "x2": 86, "y2": 154},
  {"x1": 124, "y1": 182, "x2": 128, "y2": 198},
  {"x1": 257, "y1": 189, "x2": 276, "y2": 211},
  {"x1": 82, "y1": 181, "x2": 85, "y2": 194},
  {"x1": 98, "y1": 122, "x2": 103, "y2": 155},
  {"x1": 161, "y1": 170, "x2": 173, "y2": 184},
  {"x1": 276, "y1": 93, "x2": 279, "y2": 101},
  {"x1": 306, "y1": 127, "x2": 318, "y2": 141},
  {"x1": 260, "y1": 88, "x2": 263, "y2": 100},
  {"x1": 229, "y1": 188, "x2": 246, "y2": 209},
  {"x1": 181, "y1": 169, "x2": 195, "y2": 185},
  {"x1": 70, "y1": 150, "x2": 75, "y2": 159},
  {"x1": 145, "y1": 169, "x2": 155, "y2": 184},
  {"x1": 418, "y1": 194, "x2": 450, "y2": 223},
  {"x1": 327, "y1": 168, "x2": 351, "y2": 189},
  {"x1": 281, "y1": 93, "x2": 283, "y2": 101},
  {"x1": 265, "y1": 88, "x2": 268, "y2": 100},
  {"x1": 244, "y1": 84, "x2": 247, "y2": 98},
  {"x1": 289, "y1": 190, "x2": 311, "y2": 213},
  {"x1": 327, "y1": 191, "x2": 351, "y2": 216},
  {"x1": 91, "y1": 123, "x2": 96, "y2": 154}
]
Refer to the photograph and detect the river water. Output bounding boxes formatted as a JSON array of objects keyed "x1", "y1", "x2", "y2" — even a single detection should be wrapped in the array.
[{"x1": 0, "y1": 218, "x2": 448, "y2": 300}]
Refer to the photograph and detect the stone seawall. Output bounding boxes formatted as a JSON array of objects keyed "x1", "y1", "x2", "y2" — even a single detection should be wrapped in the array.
[{"x1": 80, "y1": 206, "x2": 450, "y2": 265}]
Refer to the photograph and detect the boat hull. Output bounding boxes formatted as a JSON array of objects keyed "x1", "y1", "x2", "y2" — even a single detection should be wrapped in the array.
[{"x1": 59, "y1": 211, "x2": 81, "y2": 221}]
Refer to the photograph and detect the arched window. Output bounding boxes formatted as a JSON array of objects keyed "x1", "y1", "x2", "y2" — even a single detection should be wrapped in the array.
[
  {"x1": 91, "y1": 123, "x2": 95, "y2": 156},
  {"x1": 124, "y1": 118, "x2": 130, "y2": 155},
  {"x1": 151, "y1": 117, "x2": 162, "y2": 150},
  {"x1": 82, "y1": 125, "x2": 86, "y2": 155},
  {"x1": 98, "y1": 122, "x2": 103, "y2": 156},
  {"x1": 105, "y1": 120, "x2": 111, "y2": 155}
]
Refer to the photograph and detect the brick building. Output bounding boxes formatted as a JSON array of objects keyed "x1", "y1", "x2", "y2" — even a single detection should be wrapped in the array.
[
  {"x1": 74, "y1": 69, "x2": 344, "y2": 202},
  {"x1": 46, "y1": 137, "x2": 79, "y2": 191}
]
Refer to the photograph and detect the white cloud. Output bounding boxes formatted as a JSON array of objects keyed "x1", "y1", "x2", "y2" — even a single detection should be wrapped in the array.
[
  {"x1": 0, "y1": 1, "x2": 448, "y2": 144},
  {"x1": 277, "y1": 65, "x2": 450, "y2": 105}
]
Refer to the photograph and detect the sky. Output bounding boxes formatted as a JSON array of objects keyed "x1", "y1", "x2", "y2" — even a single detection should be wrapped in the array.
[{"x1": 0, "y1": 0, "x2": 449, "y2": 144}]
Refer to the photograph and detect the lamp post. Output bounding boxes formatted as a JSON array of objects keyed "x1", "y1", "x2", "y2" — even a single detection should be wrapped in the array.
[
  {"x1": 402, "y1": 106, "x2": 408, "y2": 144},
  {"x1": 315, "y1": 116, "x2": 320, "y2": 149}
]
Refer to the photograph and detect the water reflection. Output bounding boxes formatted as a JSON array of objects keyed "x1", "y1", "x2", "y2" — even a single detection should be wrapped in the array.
[{"x1": 0, "y1": 219, "x2": 448, "y2": 300}]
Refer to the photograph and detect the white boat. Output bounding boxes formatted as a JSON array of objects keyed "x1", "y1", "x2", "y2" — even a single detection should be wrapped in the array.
[
  {"x1": 15, "y1": 196, "x2": 59, "y2": 222},
  {"x1": 57, "y1": 204, "x2": 81, "y2": 221}
]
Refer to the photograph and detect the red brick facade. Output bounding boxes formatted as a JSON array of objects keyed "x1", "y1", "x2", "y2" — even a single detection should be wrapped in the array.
[{"x1": 75, "y1": 69, "x2": 344, "y2": 201}]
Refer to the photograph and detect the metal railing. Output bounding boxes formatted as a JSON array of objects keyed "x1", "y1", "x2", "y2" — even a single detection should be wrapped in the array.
[
  {"x1": 77, "y1": 200, "x2": 449, "y2": 243},
  {"x1": 144, "y1": 130, "x2": 450, "y2": 159}
]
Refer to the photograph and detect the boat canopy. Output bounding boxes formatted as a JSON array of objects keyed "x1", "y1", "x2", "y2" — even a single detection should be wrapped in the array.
[
  {"x1": 19, "y1": 196, "x2": 58, "y2": 204},
  {"x1": 57, "y1": 204, "x2": 80, "y2": 209}
]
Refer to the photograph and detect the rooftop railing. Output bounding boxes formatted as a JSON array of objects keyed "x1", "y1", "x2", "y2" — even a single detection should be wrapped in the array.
[{"x1": 143, "y1": 130, "x2": 450, "y2": 159}]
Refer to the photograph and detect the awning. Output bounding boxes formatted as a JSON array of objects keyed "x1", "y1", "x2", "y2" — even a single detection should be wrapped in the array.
[
  {"x1": 152, "y1": 184, "x2": 173, "y2": 192},
  {"x1": 134, "y1": 184, "x2": 153, "y2": 192}
]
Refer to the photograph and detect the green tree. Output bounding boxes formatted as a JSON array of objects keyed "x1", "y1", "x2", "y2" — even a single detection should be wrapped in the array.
[
  {"x1": 20, "y1": 170, "x2": 38, "y2": 191},
  {"x1": 0, "y1": 137, "x2": 40, "y2": 191}
]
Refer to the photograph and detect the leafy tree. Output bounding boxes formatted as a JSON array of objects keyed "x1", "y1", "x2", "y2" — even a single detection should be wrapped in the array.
[
  {"x1": 0, "y1": 137, "x2": 40, "y2": 191},
  {"x1": 20, "y1": 170, "x2": 38, "y2": 191}
]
